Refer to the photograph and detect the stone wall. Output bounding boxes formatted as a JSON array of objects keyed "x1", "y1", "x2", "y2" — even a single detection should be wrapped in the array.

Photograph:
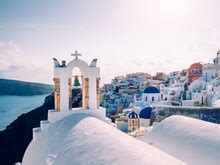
[{"x1": 151, "y1": 105, "x2": 220, "y2": 124}]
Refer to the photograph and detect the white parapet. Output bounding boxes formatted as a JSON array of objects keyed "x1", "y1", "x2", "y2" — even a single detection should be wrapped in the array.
[
  {"x1": 47, "y1": 109, "x2": 73, "y2": 123},
  {"x1": 111, "y1": 122, "x2": 117, "y2": 127},
  {"x1": 47, "y1": 109, "x2": 56, "y2": 122},
  {"x1": 32, "y1": 127, "x2": 41, "y2": 142},
  {"x1": 40, "y1": 120, "x2": 50, "y2": 131},
  {"x1": 47, "y1": 107, "x2": 107, "y2": 124},
  {"x1": 105, "y1": 117, "x2": 112, "y2": 124}
]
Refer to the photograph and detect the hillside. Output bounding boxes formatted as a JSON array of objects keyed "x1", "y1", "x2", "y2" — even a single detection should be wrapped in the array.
[
  {"x1": 0, "y1": 89, "x2": 82, "y2": 165},
  {"x1": 0, "y1": 79, "x2": 53, "y2": 96},
  {"x1": 0, "y1": 94, "x2": 54, "y2": 165}
]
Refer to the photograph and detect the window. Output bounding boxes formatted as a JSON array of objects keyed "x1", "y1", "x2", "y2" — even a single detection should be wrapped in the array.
[
  {"x1": 152, "y1": 97, "x2": 154, "y2": 101},
  {"x1": 192, "y1": 69, "x2": 202, "y2": 74},
  {"x1": 145, "y1": 97, "x2": 147, "y2": 101}
]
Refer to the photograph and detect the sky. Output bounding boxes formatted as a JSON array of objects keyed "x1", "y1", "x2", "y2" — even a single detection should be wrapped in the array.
[{"x1": 0, "y1": 0, "x2": 220, "y2": 85}]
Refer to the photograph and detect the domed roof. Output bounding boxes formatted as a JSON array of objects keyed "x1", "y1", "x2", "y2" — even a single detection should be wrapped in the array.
[
  {"x1": 143, "y1": 86, "x2": 160, "y2": 94},
  {"x1": 128, "y1": 111, "x2": 138, "y2": 119},
  {"x1": 139, "y1": 106, "x2": 152, "y2": 119},
  {"x1": 22, "y1": 113, "x2": 183, "y2": 165}
]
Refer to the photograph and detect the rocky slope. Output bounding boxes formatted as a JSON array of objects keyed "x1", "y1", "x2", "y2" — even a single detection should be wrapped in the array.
[
  {"x1": 0, "y1": 94, "x2": 54, "y2": 165},
  {"x1": 0, "y1": 88, "x2": 82, "y2": 165}
]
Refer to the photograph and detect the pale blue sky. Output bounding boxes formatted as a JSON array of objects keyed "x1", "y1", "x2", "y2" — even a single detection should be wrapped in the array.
[{"x1": 0, "y1": 0, "x2": 220, "y2": 84}]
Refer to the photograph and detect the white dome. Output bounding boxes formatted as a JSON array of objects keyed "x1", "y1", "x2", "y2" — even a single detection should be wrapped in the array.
[
  {"x1": 22, "y1": 113, "x2": 183, "y2": 165},
  {"x1": 145, "y1": 115, "x2": 220, "y2": 165}
]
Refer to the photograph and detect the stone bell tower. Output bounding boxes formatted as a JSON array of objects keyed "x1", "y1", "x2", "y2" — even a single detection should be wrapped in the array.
[{"x1": 53, "y1": 51, "x2": 100, "y2": 111}]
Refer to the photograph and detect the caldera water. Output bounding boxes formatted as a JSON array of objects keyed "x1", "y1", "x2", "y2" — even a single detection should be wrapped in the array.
[{"x1": 0, "y1": 94, "x2": 48, "y2": 131}]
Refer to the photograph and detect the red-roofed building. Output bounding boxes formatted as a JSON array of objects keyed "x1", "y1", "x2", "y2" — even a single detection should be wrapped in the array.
[{"x1": 188, "y1": 62, "x2": 203, "y2": 84}]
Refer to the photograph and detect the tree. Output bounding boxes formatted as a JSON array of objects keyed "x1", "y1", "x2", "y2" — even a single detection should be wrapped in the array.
[{"x1": 73, "y1": 76, "x2": 81, "y2": 88}]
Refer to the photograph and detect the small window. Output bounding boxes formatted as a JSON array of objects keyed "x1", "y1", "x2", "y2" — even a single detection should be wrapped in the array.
[
  {"x1": 152, "y1": 97, "x2": 154, "y2": 101},
  {"x1": 146, "y1": 97, "x2": 147, "y2": 101}
]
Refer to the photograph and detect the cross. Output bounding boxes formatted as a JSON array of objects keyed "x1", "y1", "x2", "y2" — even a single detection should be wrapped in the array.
[{"x1": 71, "y1": 51, "x2": 82, "y2": 59}]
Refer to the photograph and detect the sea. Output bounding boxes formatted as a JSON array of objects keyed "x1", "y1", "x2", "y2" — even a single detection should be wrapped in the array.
[{"x1": 0, "y1": 94, "x2": 48, "y2": 131}]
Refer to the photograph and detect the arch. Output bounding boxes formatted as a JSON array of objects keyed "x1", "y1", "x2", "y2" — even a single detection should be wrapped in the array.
[
  {"x1": 72, "y1": 67, "x2": 82, "y2": 77},
  {"x1": 66, "y1": 59, "x2": 90, "y2": 78},
  {"x1": 66, "y1": 59, "x2": 91, "y2": 110}
]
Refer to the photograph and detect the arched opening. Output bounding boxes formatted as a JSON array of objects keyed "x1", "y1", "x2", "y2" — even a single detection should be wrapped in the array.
[
  {"x1": 66, "y1": 59, "x2": 92, "y2": 110},
  {"x1": 152, "y1": 97, "x2": 155, "y2": 102},
  {"x1": 69, "y1": 67, "x2": 83, "y2": 109}
]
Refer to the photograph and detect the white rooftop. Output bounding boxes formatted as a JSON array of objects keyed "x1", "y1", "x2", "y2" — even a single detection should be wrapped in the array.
[
  {"x1": 22, "y1": 113, "x2": 184, "y2": 165},
  {"x1": 145, "y1": 115, "x2": 220, "y2": 165}
]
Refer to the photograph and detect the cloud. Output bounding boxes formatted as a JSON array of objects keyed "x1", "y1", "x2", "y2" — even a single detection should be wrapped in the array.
[
  {"x1": 0, "y1": 23, "x2": 83, "y2": 32},
  {"x1": 0, "y1": 42, "x2": 25, "y2": 72},
  {"x1": 0, "y1": 41, "x2": 52, "y2": 83}
]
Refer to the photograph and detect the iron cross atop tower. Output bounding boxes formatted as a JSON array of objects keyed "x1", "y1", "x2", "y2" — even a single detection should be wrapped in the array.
[{"x1": 71, "y1": 51, "x2": 82, "y2": 59}]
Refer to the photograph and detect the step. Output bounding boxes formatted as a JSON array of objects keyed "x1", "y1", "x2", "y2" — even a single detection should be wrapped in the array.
[
  {"x1": 40, "y1": 120, "x2": 50, "y2": 131},
  {"x1": 32, "y1": 127, "x2": 41, "y2": 142}
]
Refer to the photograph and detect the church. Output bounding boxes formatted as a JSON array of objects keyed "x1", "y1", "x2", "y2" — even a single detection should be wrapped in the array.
[
  {"x1": 21, "y1": 52, "x2": 182, "y2": 165},
  {"x1": 19, "y1": 52, "x2": 220, "y2": 165},
  {"x1": 53, "y1": 51, "x2": 101, "y2": 112}
]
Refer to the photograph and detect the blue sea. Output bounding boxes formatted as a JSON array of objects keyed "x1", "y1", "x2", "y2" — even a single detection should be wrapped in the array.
[{"x1": 0, "y1": 95, "x2": 48, "y2": 131}]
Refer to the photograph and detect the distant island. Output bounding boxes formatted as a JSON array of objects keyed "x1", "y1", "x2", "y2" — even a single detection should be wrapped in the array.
[{"x1": 0, "y1": 79, "x2": 53, "y2": 96}]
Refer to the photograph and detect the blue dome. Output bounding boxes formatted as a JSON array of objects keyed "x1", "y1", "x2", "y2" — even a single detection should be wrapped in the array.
[
  {"x1": 139, "y1": 107, "x2": 152, "y2": 119},
  {"x1": 143, "y1": 86, "x2": 160, "y2": 94},
  {"x1": 128, "y1": 111, "x2": 138, "y2": 119}
]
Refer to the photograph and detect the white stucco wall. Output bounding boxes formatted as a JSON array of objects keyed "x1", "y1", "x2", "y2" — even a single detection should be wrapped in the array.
[
  {"x1": 140, "y1": 118, "x2": 150, "y2": 127},
  {"x1": 54, "y1": 58, "x2": 100, "y2": 111},
  {"x1": 142, "y1": 93, "x2": 160, "y2": 104}
]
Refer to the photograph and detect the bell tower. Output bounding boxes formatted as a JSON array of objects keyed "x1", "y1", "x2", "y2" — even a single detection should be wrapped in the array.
[{"x1": 53, "y1": 51, "x2": 100, "y2": 111}]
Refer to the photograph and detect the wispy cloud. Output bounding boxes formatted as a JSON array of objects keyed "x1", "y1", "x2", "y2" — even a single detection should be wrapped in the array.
[
  {"x1": 0, "y1": 23, "x2": 83, "y2": 32},
  {"x1": 0, "y1": 41, "x2": 52, "y2": 83},
  {"x1": 0, "y1": 42, "x2": 25, "y2": 72}
]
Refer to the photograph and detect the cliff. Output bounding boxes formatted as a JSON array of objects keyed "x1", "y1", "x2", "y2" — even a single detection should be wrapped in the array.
[
  {"x1": 0, "y1": 79, "x2": 53, "y2": 96},
  {"x1": 0, "y1": 94, "x2": 54, "y2": 165},
  {"x1": 0, "y1": 88, "x2": 82, "y2": 165}
]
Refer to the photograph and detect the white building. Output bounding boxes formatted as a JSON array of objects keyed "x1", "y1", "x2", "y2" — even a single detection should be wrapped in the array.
[
  {"x1": 202, "y1": 64, "x2": 215, "y2": 82},
  {"x1": 23, "y1": 113, "x2": 184, "y2": 165},
  {"x1": 142, "y1": 86, "x2": 160, "y2": 105},
  {"x1": 213, "y1": 50, "x2": 220, "y2": 66}
]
